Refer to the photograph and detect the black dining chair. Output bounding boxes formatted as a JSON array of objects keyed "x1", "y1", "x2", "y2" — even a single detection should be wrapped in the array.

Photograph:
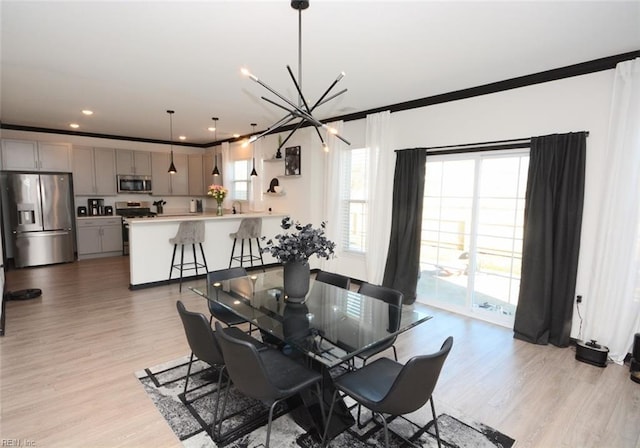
[
  {"x1": 214, "y1": 321, "x2": 324, "y2": 448},
  {"x1": 353, "y1": 282, "x2": 404, "y2": 366},
  {"x1": 322, "y1": 336, "x2": 454, "y2": 448},
  {"x1": 315, "y1": 270, "x2": 351, "y2": 290},
  {"x1": 207, "y1": 267, "x2": 254, "y2": 333},
  {"x1": 175, "y1": 301, "x2": 266, "y2": 437}
]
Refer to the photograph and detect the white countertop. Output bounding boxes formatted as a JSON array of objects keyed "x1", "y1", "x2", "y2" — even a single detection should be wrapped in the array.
[
  {"x1": 126, "y1": 211, "x2": 285, "y2": 224},
  {"x1": 76, "y1": 215, "x2": 120, "y2": 220}
]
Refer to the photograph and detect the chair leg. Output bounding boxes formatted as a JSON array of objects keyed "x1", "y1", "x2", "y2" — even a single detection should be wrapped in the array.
[
  {"x1": 169, "y1": 244, "x2": 177, "y2": 282},
  {"x1": 392, "y1": 345, "x2": 398, "y2": 361},
  {"x1": 183, "y1": 352, "x2": 194, "y2": 396},
  {"x1": 240, "y1": 239, "x2": 245, "y2": 267},
  {"x1": 430, "y1": 396, "x2": 442, "y2": 448},
  {"x1": 179, "y1": 245, "x2": 185, "y2": 292},
  {"x1": 199, "y1": 243, "x2": 208, "y2": 272},
  {"x1": 379, "y1": 412, "x2": 390, "y2": 448},
  {"x1": 248, "y1": 238, "x2": 254, "y2": 267},
  {"x1": 265, "y1": 399, "x2": 283, "y2": 448},
  {"x1": 217, "y1": 374, "x2": 233, "y2": 437},
  {"x1": 191, "y1": 244, "x2": 198, "y2": 275},
  {"x1": 255, "y1": 238, "x2": 266, "y2": 272},
  {"x1": 211, "y1": 366, "x2": 228, "y2": 439},
  {"x1": 229, "y1": 238, "x2": 237, "y2": 268}
]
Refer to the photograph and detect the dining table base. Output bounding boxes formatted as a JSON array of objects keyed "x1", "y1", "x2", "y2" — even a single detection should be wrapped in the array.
[{"x1": 288, "y1": 358, "x2": 355, "y2": 441}]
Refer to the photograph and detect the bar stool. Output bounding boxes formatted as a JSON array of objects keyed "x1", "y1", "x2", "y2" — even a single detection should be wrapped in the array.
[
  {"x1": 169, "y1": 221, "x2": 208, "y2": 291},
  {"x1": 228, "y1": 218, "x2": 265, "y2": 271}
]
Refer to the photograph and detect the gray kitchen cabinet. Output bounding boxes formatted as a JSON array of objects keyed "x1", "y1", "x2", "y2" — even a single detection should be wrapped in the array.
[
  {"x1": 1, "y1": 139, "x2": 72, "y2": 172},
  {"x1": 72, "y1": 146, "x2": 117, "y2": 196},
  {"x1": 116, "y1": 149, "x2": 151, "y2": 175},
  {"x1": 76, "y1": 217, "x2": 122, "y2": 259},
  {"x1": 151, "y1": 152, "x2": 188, "y2": 196},
  {"x1": 188, "y1": 154, "x2": 205, "y2": 196}
]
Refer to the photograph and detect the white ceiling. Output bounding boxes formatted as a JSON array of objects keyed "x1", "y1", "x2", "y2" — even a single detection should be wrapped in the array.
[{"x1": 1, "y1": 1, "x2": 639, "y2": 145}]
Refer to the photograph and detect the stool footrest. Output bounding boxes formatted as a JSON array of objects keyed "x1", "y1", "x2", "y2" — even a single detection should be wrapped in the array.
[{"x1": 171, "y1": 262, "x2": 207, "y2": 271}]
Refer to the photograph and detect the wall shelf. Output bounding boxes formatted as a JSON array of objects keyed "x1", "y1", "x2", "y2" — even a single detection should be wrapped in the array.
[
  {"x1": 264, "y1": 191, "x2": 286, "y2": 197},
  {"x1": 276, "y1": 175, "x2": 301, "y2": 179},
  {"x1": 264, "y1": 158, "x2": 284, "y2": 163}
]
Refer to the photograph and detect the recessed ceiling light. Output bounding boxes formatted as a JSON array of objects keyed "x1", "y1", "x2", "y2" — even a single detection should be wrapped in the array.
[
  {"x1": 233, "y1": 134, "x2": 240, "y2": 138},
  {"x1": 70, "y1": 123, "x2": 80, "y2": 129},
  {"x1": 179, "y1": 136, "x2": 186, "y2": 140},
  {"x1": 81, "y1": 110, "x2": 93, "y2": 116}
]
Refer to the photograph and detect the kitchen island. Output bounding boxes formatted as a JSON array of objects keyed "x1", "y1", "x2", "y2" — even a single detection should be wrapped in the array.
[{"x1": 127, "y1": 212, "x2": 286, "y2": 288}]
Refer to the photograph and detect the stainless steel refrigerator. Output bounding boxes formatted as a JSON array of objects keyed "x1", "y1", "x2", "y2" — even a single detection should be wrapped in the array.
[{"x1": 1, "y1": 173, "x2": 75, "y2": 268}]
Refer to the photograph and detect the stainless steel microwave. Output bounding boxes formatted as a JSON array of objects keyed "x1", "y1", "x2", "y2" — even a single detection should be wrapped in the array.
[{"x1": 117, "y1": 175, "x2": 152, "y2": 194}]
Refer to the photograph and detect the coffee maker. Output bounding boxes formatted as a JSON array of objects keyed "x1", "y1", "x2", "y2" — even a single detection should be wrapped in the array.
[{"x1": 87, "y1": 198, "x2": 104, "y2": 216}]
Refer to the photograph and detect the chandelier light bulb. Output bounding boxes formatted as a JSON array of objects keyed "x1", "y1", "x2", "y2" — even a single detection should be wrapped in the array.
[{"x1": 241, "y1": 68, "x2": 258, "y2": 82}]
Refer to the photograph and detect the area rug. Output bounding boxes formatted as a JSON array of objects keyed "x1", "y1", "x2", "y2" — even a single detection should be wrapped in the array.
[{"x1": 136, "y1": 356, "x2": 516, "y2": 448}]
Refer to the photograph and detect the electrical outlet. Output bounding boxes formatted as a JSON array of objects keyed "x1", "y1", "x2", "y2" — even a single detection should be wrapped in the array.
[{"x1": 576, "y1": 295, "x2": 583, "y2": 303}]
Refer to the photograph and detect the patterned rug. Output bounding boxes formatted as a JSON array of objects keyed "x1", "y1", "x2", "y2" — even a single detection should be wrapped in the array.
[{"x1": 136, "y1": 356, "x2": 516, "y2": 448}]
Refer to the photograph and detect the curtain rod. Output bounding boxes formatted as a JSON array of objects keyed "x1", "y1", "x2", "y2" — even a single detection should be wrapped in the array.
[{"x1": 395, "y1": 132, "x2": 589, "y2": 155}]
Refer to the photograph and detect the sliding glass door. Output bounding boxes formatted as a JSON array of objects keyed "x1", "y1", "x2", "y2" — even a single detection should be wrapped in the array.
[{"x1": 417, "y1": 151, "x2": 529, "y2": 326}]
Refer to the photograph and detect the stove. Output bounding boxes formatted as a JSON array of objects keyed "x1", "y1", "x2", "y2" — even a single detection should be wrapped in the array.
[
  {"x1": 115, "y1": 201, "x2": 156, "y2": 255},
  {"x1": 115, "y1": 201, "x2": 157, "y2": 218}
]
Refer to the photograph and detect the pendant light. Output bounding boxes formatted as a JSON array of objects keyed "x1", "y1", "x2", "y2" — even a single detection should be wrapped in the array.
[
  {"x1": 211, "y1": 117, "x2": 220, "y2": 176},
  {"x1": 250, "y1": 123, "x2": 258, "y2": 177},
  {"x1": 166, "y1": 110, "x2": 177, "y2": 174}
]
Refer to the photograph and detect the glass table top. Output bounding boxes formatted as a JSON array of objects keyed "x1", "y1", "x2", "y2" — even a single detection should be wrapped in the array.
[{"x1": 191, "y1": 269, "x2": 432, "y2": 368}]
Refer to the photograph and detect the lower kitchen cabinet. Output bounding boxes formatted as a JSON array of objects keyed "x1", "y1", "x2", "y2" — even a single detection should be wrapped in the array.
[{"x1": 76, "y1": 217, "x2": 122, "y2": 259}]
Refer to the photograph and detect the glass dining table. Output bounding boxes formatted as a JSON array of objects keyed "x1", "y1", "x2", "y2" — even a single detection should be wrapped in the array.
[{"x1": 190, "y1": 269, "x2": 432, "y2": 369}]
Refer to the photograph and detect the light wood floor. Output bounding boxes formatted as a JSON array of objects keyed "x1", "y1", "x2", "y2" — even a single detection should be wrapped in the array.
[{"x1": 1, "y1": 257, "x2": 638, "y2": 448}]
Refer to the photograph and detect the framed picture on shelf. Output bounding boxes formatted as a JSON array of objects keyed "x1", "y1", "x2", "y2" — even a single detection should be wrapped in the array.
[{"x1": 285, "y1": 146, "x2": 301, "y2": 176}]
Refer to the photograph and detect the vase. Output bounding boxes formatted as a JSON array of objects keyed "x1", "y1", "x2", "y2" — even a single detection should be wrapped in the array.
[
  {"x1": 283, "y1": 261, "x2": 310, "y2": 302},
  {"x1": 216, "y1": 201, "x2": 223, "y2": 216}
]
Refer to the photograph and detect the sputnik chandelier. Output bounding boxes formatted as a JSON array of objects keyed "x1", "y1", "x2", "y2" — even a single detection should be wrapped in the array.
[{"x1": 241, "y1": 0, "x2": 350, "y2": 152}]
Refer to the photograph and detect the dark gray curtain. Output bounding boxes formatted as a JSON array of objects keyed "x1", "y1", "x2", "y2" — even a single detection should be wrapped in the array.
[
  {"x1": 382, "y1": 149, "x2": 426, "y2": 304},
  {"x1": 513, "y1": 132, "x2": 587, "y2": 347}
]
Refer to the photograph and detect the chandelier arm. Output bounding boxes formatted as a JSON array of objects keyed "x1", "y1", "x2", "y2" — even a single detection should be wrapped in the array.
[
  {"x1": 251, "y1": 74, "x2": 307, "y2": 118},
  {"x1": 260, "y1": 96, "x2": 324, "y2": 129},
  {"x1": 250, "y1": 113, "x2": 297, "y2": 143},
  {"x1": 286, "y1": 65, "x2": 313, "y2": 114},
  {"x1": 261, "y1": 96, "x2": 303, "y2": 117},
  {"x1": 312, "y1": 124, "x2": 327, "y2": 146},
  {"x1": 333, "y1": 133, "x2": 351, "y2": 145},
  {"x1": 260, "y1": 94, "x2": 350, "y2": 145},
  {"x1": 277, "y1": 120, "x2": 307, "y2": 151},
  {"x1": 310, "y1": 73, "x2": 346, "y2": 111},
  {"x1": 314, "y1": 88, "x2": 348, "y2": 109}
]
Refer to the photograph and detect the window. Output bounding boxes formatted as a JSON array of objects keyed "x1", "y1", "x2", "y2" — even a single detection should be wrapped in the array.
[
  {"x1": 341, "y1": 147, "x2": 369, "y2": 253},
  {"x1": 232, "y1": 159, "x2": 250, "y2": 200},
  {"x1": 418, "y1": 151, "x2": 529, "y2": 325}
]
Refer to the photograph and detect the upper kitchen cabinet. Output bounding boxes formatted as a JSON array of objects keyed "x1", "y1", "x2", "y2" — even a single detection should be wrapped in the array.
[
  {"x1": 1, "y1": 139, "x2": 72, "y2": 172},
  {"x1": 72, "y1": 146, "x2": 117, "y2": 196},
  {"x1": 151, "y1": 152, "x2": 188, "y2": 196},
  {"x1": 116, "y1": 149, "x2": 151, "y2": 176},
  {"x1": 188, "y1": 154, "x2": 205, "y2": 196},
  {"x1": 188, "y1": 152, "x2": 220, "y2": 196}
]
